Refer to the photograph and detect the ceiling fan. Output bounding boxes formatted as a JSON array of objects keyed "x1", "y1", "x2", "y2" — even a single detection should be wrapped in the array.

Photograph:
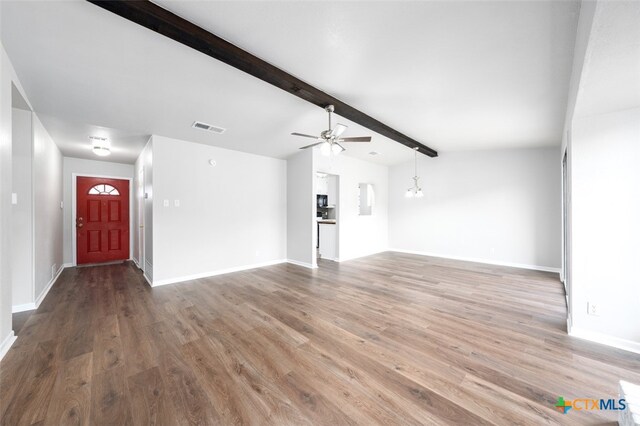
[{"x1": 292, "y1": 105, "x2": 372, "y2": 155}]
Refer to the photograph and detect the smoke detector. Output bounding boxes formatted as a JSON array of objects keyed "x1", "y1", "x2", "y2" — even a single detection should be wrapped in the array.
[{"x1": 192, "y1": 121, "x2": 226, "y2": 134}]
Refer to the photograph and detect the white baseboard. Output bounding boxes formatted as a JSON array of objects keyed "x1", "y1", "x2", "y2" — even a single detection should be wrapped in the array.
[
  {"x1": 0, "y1": 331, "x2": 17, "y2": 362},
  {"x1": 569, "y1": 327, "x2": 640, "y2": 355},
  {"x1": 34, "y1": 264, "x2": 65, "y2": 308},
  {"x1": 337, "y1": 249, "x2": 387, "y2": 263},
  {"x1": 142, "y1": 272, "x2": 152, "y2": 286},
  {"x1": 388, "y1": 248, "x2": 561, "y2": 274},
  {"x1": 286, "y1": 259, "x2": 318, "y2": 269},
  {"x1": 152, "y1": 259, "x2": 288, "y2": 287},
  {"x1": 12, "y1": 303, "x2": 36, "y2": 313},
  {"x1": 11, "y1": 264, "x2": 69, "y2": 313},
  {"x1": 132, "y1": 257, "x2": 140, "y2": 269}
]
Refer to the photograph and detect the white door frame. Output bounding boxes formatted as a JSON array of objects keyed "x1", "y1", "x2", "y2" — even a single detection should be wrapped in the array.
[
  {"x1": 137, "y1": 166, "x2": 145, "y2": 273},
  {"x1": 71, "y1": 173, "x2": 134, "y2": 266},
  {"x1": 314, "y1": 171, "x2": 340, "y2": 264},
  {"x1": 562, "y1": 139, "x2": 572, "y2": 332}
]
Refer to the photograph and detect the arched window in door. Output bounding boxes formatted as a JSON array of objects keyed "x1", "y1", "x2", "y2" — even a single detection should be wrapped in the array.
[{"x1": 88, "y1": 184, "x2": 120, "y2": 196}]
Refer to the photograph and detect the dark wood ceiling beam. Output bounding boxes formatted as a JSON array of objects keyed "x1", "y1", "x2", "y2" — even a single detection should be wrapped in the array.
[{"x1": 87, "y1": 0, "x2": 438, "y2": 157}]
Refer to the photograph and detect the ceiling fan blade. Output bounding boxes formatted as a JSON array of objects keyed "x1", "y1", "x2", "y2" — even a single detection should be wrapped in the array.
[
  {"x1": 330, "y1": 123, "x2": 347, "y2": 138},
  {"x1": 299, "y1": 142, "x2": 325, "y2": 149},
  {"x1": 291, "y1": 132, "x2": 320, "y2": 139},
  {"x1": 338, "y1": 136, "x2": 372, "y2": 142}
]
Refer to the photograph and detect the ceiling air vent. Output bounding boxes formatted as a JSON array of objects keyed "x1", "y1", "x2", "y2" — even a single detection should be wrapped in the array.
[{"x1": 192, "y1": 121, "x2": 226, "y2": 134}]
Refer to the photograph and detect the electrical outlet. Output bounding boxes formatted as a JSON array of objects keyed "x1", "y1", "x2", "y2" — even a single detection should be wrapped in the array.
[{"x1": 588, "y1": 302, "x2": 600, "y2": 316}]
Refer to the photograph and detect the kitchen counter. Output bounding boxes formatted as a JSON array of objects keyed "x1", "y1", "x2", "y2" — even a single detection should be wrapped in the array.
[{"x1": 317, "y1": 219, "x2": 336, "y2": 224}]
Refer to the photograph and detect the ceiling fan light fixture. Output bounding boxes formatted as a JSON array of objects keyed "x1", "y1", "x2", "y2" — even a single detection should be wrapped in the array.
[
  {"x1": 292, "y1": 104, "x2": 372, "y2": 154},
  {"x1": 320, "y1": 141, "x2": 331, "y2": 156}
]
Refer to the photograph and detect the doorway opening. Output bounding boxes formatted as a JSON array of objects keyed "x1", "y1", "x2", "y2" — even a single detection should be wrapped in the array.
[
  {"x1": 74, "y1": 176, "x2": 131, "y2": 265},
  {"x1": 315, "y1": 172, "x2": 339, "y2": 264}
]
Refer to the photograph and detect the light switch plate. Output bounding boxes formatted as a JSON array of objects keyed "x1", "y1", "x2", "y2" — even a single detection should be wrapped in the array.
[
  {"x1": 11, "y1": 193, "x2": 17, "y2": 205},
  {"x1": 174, "y1": 200, "x2": 180, "y2": 207},
  {"x1": 163, "y1": 199, "x2": 169, "y2": 207}
]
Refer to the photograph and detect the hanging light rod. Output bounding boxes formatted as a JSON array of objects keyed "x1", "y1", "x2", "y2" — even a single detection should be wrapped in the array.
[
  {"x1": 406, "y1": 147, "x2": 424, "y2": 198},
  {"x1": 87, "y1": 0, "x2": 438, "y2": 158}
]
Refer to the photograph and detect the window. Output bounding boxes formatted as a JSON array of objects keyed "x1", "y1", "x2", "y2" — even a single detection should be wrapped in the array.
[{"x1": 88, "y1": 184, "x2": 120, "y2": 196}]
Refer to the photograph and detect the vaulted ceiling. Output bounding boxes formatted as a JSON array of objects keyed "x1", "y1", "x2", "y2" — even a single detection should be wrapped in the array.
[{"x1": 1, "y1": 0, "x2": 580, "y2": 165}]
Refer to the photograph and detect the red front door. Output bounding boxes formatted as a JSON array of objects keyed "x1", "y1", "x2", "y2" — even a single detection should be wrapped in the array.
[{"x1": 76, "y1": 177, "x2": 129, "y2": 265}]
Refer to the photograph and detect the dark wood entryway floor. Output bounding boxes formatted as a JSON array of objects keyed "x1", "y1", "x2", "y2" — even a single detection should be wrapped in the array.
[{"x1": 1, "y1": 252, "x2": 639, "y2": 425}]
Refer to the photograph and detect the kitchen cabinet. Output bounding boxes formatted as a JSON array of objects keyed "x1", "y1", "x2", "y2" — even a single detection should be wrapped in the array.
[
  {"x1": 327, "y1": 175, "x2": 337, "y2": 206},
  {"x1": 318, "y1": 223, "x2": 337, "y2": 261},
  {"x1": 316, "y1": 174, "x2": 328, "y2": 195}
]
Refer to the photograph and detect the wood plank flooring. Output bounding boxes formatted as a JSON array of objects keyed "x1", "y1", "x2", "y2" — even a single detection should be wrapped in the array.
[{"x1": 2, "y1": 252, "x2": 639, "y2": 425}]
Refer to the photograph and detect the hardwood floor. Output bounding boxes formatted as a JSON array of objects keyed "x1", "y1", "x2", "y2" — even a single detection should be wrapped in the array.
[{"x1": 1, "y1": 252, "x2": 639, "y2": 425}]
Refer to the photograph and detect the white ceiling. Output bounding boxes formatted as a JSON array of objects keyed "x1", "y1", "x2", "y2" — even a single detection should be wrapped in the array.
[
  {"x1": 36, "y1": 114, "x2": 150, "y2": 165},
  {"x1": 1, "y1": 0, "x2": 580, "y2": 165},
  {"x1": 574, "y1": 0, "x2": 640, "y2": 118}
]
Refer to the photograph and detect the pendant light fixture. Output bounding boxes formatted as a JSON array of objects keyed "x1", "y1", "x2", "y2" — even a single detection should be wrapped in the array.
[{"x1": 405, "y1": 147, "x2": 424, "y2": 198}]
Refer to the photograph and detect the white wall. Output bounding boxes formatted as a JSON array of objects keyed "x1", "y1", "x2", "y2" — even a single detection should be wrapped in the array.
[
  {"x1": 62, "y1": 157, "x2": 134, "y2": 265},
  {"x1": 0, "y1": 43, "x2": 17, "y2": 355},
  {"x1": 1, "y1": 42, "x2": 36, "y2": 357},
  {"x1": 389, "y1": 148, "x2": 561, "y2": 271},
  {"x1": 32, "y1": 115, "x2": 63, "y2": 300},
  {"x1": 11, "y1": 107, "x2": 32, "y2": 307},
  {"x1": 562, "y1": 1, "x2": 640, "y2": 353},
  {"x1": 287, "y1": 150, "x2": 315, "y2": 267},
  {"x1": 570, "y1": 108, "x2": 640, "y2": 348},
  {"x1": 315, "y1": 152, "x2": 389, "y2": 262},
  {"x1": 150, "y1": 135, "x2": 286, "y2": 285},
  {"x1": 559, "y1": 0, "x2": 598, "y2": 317}
]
